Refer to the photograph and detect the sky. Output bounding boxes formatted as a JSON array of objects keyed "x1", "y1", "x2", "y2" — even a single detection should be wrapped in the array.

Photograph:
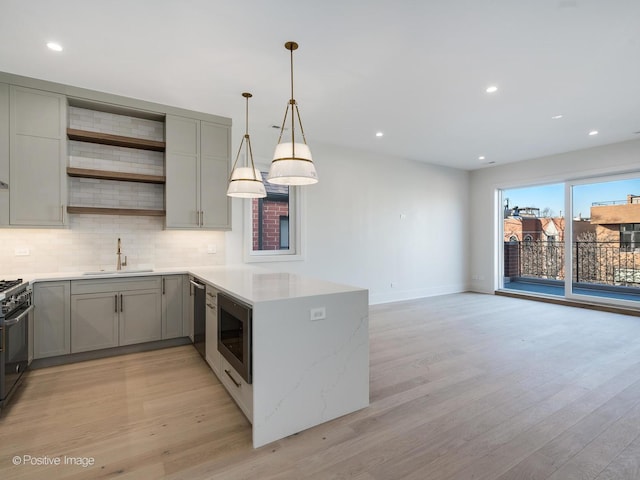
[{"x1": 503, "y1": 177, "x2": 640, "y2": 219}]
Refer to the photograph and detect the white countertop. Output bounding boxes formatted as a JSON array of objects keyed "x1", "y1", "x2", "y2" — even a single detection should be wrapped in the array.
[{"x1": 20, "y1": 265, "x2": 366, "y2": 305}]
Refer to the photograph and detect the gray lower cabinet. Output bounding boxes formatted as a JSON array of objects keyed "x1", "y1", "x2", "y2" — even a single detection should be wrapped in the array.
[
  {"x1": 33, "y1": 281, "x2": 71, "y2": 359},
  {"x1": 119, "y1": 289, "x2": 162, "y2": 346},
  {"x1": 71, "y1": 291, "x2": 119, "y2": 352},
  {"x1": 161, "y1": 275, "x2": 184, "y2": 339},
  {"x1": 70, "y1": 277, "x2": 162, "y2": 353}
]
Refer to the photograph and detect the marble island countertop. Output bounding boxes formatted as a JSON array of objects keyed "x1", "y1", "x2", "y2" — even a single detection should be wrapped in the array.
[{"x1": 21, "y1": 265, "x2": 366, "y2": 305}]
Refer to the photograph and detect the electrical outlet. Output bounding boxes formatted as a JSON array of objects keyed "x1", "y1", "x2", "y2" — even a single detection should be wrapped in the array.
[
  {"x1": 207, "y1": 244, "x2": 217, "y2": 254},
  {"x1": 14, "y1": 247, "x2": 30, "y2": 256},
  {"x1": 310, "y1": 307, "x2": 326, "y2": 321}
]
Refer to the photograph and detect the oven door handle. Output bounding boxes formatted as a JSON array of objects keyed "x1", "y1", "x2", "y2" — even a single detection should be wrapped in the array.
[
  {"x1": 189, "y1": 279, "x2": 205, "y2": 290},
  {"x1": 3, "y1": 304, "x2": 34, "y2": 326}
]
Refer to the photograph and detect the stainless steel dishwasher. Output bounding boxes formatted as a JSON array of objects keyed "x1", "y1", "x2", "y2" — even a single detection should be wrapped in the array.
[{"x1": 190, "y1": 277, "x2": 206, "y2": 359}]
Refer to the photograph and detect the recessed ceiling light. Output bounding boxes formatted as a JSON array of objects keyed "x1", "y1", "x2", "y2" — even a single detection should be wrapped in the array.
[
  {"x1": 485, "y1": 86, "x2": 498, "y2": 94},
  {"x1": 375, "y1": 132, "x2": 384, "y2": 137},
  {"x1": 46, "y1": 42, "x2": 63, "y2": 52},
  {"x1": 588, "y1": 130, "x2": 599, "y2": 136},
  {"x1": 478, "y1": 156, "x2": 485, "y2": 160},
  {"x1": 551, "y1": 114, "x2": 563, "y2": 119}
]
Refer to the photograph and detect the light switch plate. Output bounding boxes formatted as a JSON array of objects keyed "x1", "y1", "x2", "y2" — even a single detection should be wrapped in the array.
[
  {"x1": 207, "y1": 244, "x2": 217, "y2": 254},
  {"x1": 14, "y1": 247, "x2": 30, "y2": 256}
]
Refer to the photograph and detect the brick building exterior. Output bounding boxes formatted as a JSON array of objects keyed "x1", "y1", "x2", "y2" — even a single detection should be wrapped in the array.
[{"x1": 252, "y1": 176, "x2": 289, "y2": 251}]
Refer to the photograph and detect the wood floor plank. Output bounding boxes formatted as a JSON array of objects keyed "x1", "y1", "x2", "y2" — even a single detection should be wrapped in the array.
[{"x1": 3, "y1": 293, "x2": 640, "y2": 479}]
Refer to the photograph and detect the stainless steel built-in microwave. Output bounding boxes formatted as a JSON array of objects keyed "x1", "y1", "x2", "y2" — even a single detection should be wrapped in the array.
[{"x1": 217, "y1": 293, "x2": 252, "y2": 384}]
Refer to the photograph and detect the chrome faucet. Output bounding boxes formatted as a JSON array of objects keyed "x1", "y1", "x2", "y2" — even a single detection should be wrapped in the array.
[{"x1": 116, "y1": 238, "x2": 127, "y2": 270}]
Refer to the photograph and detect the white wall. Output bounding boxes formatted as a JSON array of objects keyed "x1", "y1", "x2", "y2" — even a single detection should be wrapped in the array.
[
  {"x1": 469, "y1": 138, "x2": 640, "y2": 294},
  {"x1": 226, "y1": 141, "x2": 470, "y2": 304}
]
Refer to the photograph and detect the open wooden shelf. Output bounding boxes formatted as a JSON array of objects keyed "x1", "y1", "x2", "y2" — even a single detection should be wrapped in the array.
[
  {"x1": 67, "y1": 128, "x2": 166, "y2": 152},
  {"x1": 66, "y1": 206, "x2": 166, "y2": 217},
  {"x1": 67, "y1": 167, "x2": 166, "y2": 184}
]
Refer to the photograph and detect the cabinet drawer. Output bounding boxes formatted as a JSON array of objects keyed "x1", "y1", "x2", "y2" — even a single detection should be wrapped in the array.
[
  {"x1": 220, "y1": 357, "x2": 253, "y2": 422},
  {"x1": 205, "y1": 285, "x2": 218, "y2": 306},
  {"x1": 72, "y1": 276, "x2": 161, "y2": 294}
]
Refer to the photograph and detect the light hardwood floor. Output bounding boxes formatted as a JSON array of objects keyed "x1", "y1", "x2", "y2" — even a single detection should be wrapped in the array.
[{"x1": 2, "y1": 292, "x2": 640, "y2": 479}]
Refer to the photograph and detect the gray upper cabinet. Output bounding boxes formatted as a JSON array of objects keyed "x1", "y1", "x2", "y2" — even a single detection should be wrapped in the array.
[
  {"x1": 33, "y1": 281, "x2": 71, "y2": 359},
  {"x1": 0, "y1": 83, "x2": 8, "y2": 224},
  {"x1": 9, "y1": 85, "x2": 66, "y2": 226},
  {"x1": 200, "y1": 121, "x2": 231, "y2": 229},
  {"x1": 165, "y1": 115, "x2": 230, "y2": 230}
]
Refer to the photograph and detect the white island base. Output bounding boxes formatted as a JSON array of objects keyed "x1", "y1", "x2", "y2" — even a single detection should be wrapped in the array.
[
  {"x1": 192, "y1": 267, "x2": 370, "y2": 448},
  {"x1": 252, "y1": 290, "x2": 369, "y2": 447}
]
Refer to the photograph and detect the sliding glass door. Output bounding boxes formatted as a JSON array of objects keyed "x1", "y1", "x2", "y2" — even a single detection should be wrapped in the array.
[
  {"x1": 500, "y1": 174, "x2": 640, "y2": 307},
  {"x1": 501, "y1": 183, "x2": 565, "y2": 296},
  {"x1": 567, "y1": 175, "x2": 640, "y2": 305}
]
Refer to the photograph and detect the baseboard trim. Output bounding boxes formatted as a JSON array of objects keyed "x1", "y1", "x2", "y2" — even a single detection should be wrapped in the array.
[
  {"x1": 30, "y1": 337, "x2": 193, "y2": 369},
  {"x1": 495, "y1": 289, "x2": 640, "y2": 317}
]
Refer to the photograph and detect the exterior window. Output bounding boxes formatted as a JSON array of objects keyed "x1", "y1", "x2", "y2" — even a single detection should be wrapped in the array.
[
  {"x1": 620, "y1": 224, "x2": 640, "y2": 252},
  {"x1": 524, "y1": 234, "x2": 533, "y2": 243},
  {"x1": 508, "y1": 235, "x2": 518, "y2": 242},
  {"x1": 246, "y1": 170, "x2": 302, "y2": 262},
  {"x1": 279, "y1": 216, "x2": 289, "y2": 249}
]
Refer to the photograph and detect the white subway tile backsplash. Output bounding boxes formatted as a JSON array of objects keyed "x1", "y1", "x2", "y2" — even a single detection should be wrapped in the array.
[{"x1": 0, "y1": 220, "x2": 226, "y2": 275}]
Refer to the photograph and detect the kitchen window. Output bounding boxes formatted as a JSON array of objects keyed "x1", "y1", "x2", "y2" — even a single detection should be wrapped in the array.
[{"x1": 245, "y1": 171, "x2": 303, "y2": 262}]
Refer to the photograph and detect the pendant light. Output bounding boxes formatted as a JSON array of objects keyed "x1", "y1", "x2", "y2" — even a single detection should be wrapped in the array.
[
  {"x1": 227, "y1": 92, "x2": 266, "y2": 198},
  {"x1": 267, "y1": 41, "x2": 318, "y2": 186}
]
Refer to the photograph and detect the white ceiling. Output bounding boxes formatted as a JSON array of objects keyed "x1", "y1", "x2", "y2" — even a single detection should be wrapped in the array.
[{"x1": 1, "y1": 0, "x2": 639, "y2": 170}]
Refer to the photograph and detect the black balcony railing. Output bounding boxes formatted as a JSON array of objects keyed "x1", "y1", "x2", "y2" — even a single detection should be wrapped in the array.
[{"x1": 504, "y1": 241, "x2": 640, "y2": 288}]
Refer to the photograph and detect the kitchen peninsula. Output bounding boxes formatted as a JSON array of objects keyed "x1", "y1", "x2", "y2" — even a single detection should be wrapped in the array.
[{"x1": 28, "y1": 265, "x2": 369, "y2": 448}]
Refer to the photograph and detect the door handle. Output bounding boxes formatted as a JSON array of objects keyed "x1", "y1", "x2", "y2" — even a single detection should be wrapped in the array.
[
  {"x1": 3, "y1": 305, "x2": 34, "y2": 326},
  {"x1": 162, "y1": 278, "x2": 165, "y2": 295},
  {"x1": 115, "y1": 294, "x2": 118, "y2": 313},
  {"x1": 224, "y1": 369, "x2": 241, "y2": 388},
  {"x1": 189, "y1": 279, "x2": 205, "y2": 290},
  {"x1": 120, "y1": 294, "x2": 123, "y2": 312}
]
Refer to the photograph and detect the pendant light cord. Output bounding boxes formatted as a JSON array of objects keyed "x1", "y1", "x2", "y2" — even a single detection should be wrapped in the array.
[
  {"x1": 290, "y1": 45, "x2": 296, "y2": 154},
  {"x1": 229, "y1": 92, "x2": 260, "y2": 182}
]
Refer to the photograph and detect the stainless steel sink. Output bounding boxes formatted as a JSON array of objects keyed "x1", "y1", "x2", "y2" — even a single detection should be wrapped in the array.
[{"x1": 82, "y1": 269, "x2": 154, "y2": 276}]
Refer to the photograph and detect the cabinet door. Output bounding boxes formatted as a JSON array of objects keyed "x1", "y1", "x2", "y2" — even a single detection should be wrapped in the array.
[
  {"x1": 0, "y1": 83, "x2": 8, "y2": 225},
  {"x1": 205, "y1": 285, "x2": 221, "y2": 375},
  {"x1": 71, "y1": 292, "x2": 119, "y2": 352},
  {"x1": 166, "y1": 115, "x2": 200, "y2": 228},
  {"x1": 34, "y1": 281, "x2": 71, "y2": 359},
  {"x1": 162, "y1": 275, "x2": 184, "y2": 339},
  {"x1": 119, "y1": 288, "x2": 161, "y2": 345},
  {"x1": 200, "y1": 121, "x2": 231, "y2": 230},
  {"x1": 9, "y1": 86, "x2": 66, "y2": 226}
]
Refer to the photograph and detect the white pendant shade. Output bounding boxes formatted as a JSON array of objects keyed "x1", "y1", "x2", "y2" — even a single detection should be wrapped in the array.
[
  {"x1": 227, "y1": 92, "x2": 267, "y2": 198},
  {"x1": 227, "y1": 167, "x2": 266, "y2": 198},
  {"x1": 267, "y1": 142, "x2": 318, "y2": 185}
]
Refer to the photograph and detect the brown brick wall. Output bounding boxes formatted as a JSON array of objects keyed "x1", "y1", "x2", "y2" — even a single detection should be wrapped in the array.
[
  {"x1": 252, "y1": 199, "x2": 289, "y2": 250},
  {"x1": 590, "y1": 203, "x2": 640, "y2": 225}
]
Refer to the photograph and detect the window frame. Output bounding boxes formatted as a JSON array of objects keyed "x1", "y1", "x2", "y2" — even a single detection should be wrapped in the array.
[{"x1": 243, "y1": 166, "x2": 305, "y2": 263}]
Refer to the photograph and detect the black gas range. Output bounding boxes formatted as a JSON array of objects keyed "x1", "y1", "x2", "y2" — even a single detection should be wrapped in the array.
[{"x1": 0, "y1": 278, "x2": 32, "y2": 411}]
